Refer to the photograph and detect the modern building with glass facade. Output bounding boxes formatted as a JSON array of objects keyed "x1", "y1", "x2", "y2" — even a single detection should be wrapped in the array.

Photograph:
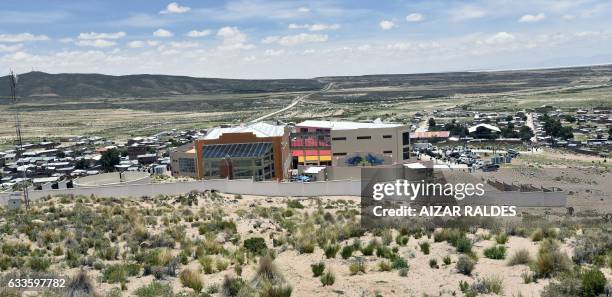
[
  {"x1": 194, "y1": 122, "x2": 290, "y2": 181},
  {"x1": 170, "y1": 143, "x2": 197, "y2": 178},
  {"x1": 292, "y1": 120, "x2": 411, "y2": 167}
]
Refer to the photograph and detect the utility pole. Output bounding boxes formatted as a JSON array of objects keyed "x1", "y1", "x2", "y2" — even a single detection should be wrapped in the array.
[{"x1": 9, "y1": 69, "x2": 29, "y2": 210}]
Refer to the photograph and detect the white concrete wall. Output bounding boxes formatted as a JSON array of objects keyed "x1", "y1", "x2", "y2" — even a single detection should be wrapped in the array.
[{"x1": 0, "y1": 179, "x2": 362, "y2": 205}]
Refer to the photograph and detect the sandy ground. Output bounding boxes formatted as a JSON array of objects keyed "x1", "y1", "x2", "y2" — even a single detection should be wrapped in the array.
[{"x1": 7, "y1": 190, "x2": 611, "y2": 297}]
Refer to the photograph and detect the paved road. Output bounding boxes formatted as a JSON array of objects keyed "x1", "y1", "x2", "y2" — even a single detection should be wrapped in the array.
[{"x1": 249, "y1": 82, "x2": 334, "y2": 123}]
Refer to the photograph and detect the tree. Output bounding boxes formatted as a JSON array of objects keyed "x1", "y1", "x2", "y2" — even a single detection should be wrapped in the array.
[
  {"x1": 564, "y1": 114, "x2": 576, "y2": 123},
  {"x1": 99, "y1": 148, "x2": 120, "y2": 172},
  {"x1": 519, "y1": 126, "x2": 534, "y2": 141},
  {"x1": 75, "y1": 158, "x2": 89, "y2": 170},
  {"x1": 428, "y1": 118, "x2": 436, "y2": 128},
  {"x1": 608, "y1": 126, "x2": 612, "y2": 140}
]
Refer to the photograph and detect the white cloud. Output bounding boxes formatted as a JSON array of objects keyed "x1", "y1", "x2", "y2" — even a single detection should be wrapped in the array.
[
  {"x1": 379, "y1": 20, "x2": 396, "y2": 30},
  {"x1": 186, "y1": 29, "x2": 212, "y2": 37},
  {"x1": 0, "y1": 33, "x2": 49, "y2": 43},
  {"x1": 484, "y1": 32, "x2": 515, "y2": 44},
  {"x1": 243, "y1": 55, "x2": 256, "y2": 62},
  {"x1": 386, "y1": 42, "x2": 412, "y2": 50},
  {"x1": 160, "y1": 2, "x2": 191, "y2": 14},
  {"x1": 75, "y1": 39, "x2": 117, "y2": 48},
  {"x1": 128, "y1": 40, "x2": 145, "y2": 48},
  {"x1": 217, "y1": 26, "x2": 253, "y2": 50},
  {"x1": 0, "y1": 44, "x2": 23, "y2": 52},
  {"x1": 262, "y1": 33, "x2": 328, "y2": 46},
  {"x1": 450, "y1": 6, "x2": 487, "y2": 21},
  {"x1": 562, "y1": 14, "x2": 576, "y2": 20},
  {"x1": 168, "y1": 41, "x2": 199, "y2": 49},
  {"x1": 289, "y1": 23, "x2": 340, "y2": 31},
  {"x1": 78, "y1": 32, "x2": 126, "y2": 40},
  {"x1": 519, "y1": 13, "x2": 546, "y2": 23},
  {"x1": 406, "y1": 13, "x2": 425, "y2": 22},
  {"x1": 153, "y1": 29, "x2": 174, "y2": 37},
  {"x1": 297, "y1": 7, "x2": 310, "y2": 13},
  {"x1": 59, "y1": 38, "x2": 74, "y2": 43},
  {"x1": 264, "y1": 49, "x2": 285, "y2": 56}
]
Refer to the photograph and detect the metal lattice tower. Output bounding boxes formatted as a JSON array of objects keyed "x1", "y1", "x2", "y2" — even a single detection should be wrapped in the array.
[{"x1": 9, "y1": 69, "x2": 29, "y2": 209}]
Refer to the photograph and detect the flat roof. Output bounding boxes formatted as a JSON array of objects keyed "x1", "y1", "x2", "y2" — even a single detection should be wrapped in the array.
[
  {"x1": 468, "y1": 123, "x2": 501, "y2": 133},
  {"x1": 296, "y1": 120, "x2": 403, "y2": 130},
  {"x1": 203, "y1": 122, "x2": 285, "y2": 140}
]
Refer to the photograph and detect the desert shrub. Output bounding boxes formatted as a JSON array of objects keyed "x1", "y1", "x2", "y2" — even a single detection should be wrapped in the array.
[
  {"x1": 495, "y1": 232, "x2": 508, "y2": 244},
  {"x1": 429, "y1": 258, "x2": 439, "y2": 269},
  {"x1": 443, "y1": 255, "x2": 452, "y2": 265},
  {"x1": 66, "y1": 270, "x2": 95, "y2": 297},
  {"x1": 395, "y1": 235, "x2": 409, "y2": 246},
  {"x1": 340, "y1": 245, "x2": 353, "y2": 259},
  {"x1": 1, "y1": 242, "x2": 31, "y2": 257},
  {"x1": 28, "y1": 256, "x2": 51, "y2": 271},
  {"x1": 419, "y1": 242, "x2": 430, "y2": 255},
  {"x1": 572, "y1": 228, "x2": 612, "y2": 265},
  {"x1": 531, "y1": 228, "x2": 557, "y2": 242},
  {"x1": 320, "y1": 271, "x2": 335, "y2": 286},
  {"x1": 222, "y1": 276, "x2": 246, "y2": 297},
  {"x1": 398, "y1": 268, "x2": 409, "y2": 277},
  {"x1": 521, "y1": 271, "x2": 534, "y2": 284},
  {"x1": 199, "y1": 256, "x2": 215, "y2": 274},
  {"x1": 349, "y1": 258, "x2": 367, "y2": 275},
  {"x1": 456, "y1": 256, "x2": 475, "y2": 275},
  {"x1": 286, "y1": 200, "x2": 304, "y2": 209},
  {"x1": 471, "y1": 275, "x2": 504, "y2": 295},
  {"x1": 361, "y1": 239, "x2": 378, "y2": 256},
  {"x1": 351, "y1": 239, "x2": 362, "y2": 250},
  {"x1": 311, "y1": 262, "x2": 325, "y2": 277},
  {"x1": 484, "y1": 245, "x2": 506, "y2": 260},
  {"x1": 259, "y1": 284, "x2": 292, "y2": 297},
  {"x1": 375, "y1": 246, "x2": 392, "y2": 259},
  {"x1": 434, "y1": 228, "x2": 464, "y2": 245},
  {"x1": 391, "y1": 257, "x2": 408, "y2": 269},
  {"x1": 244, "y1": 237, "x2": 267, "y2": 256},
  {"x1": 381, "y1": 229, "x2": 393, "y2": 246},
  {"x1": 102, "y1": 263, "x2": 140, "y2": 283},
  {"x1": 216, "y1": 258, "x2": 229, "y2": 271},
  {"x1": 134, "y1": 281, "x2": 173, "y2": 297},
  {"x1": 581, "y1": 268, "x2": 607, "y2": 297},
  {"x1": 455, "y1": 237, "x2": 472, "y2": 254},
  {"x1": 533, "y1": 239, "x2": 571, "y2": 278},
  {"x1": 179, "y1": 268, "x2": 203, "y2": 293},
  {"x1": 508, "y1": 249, "x2": 531, "y2": 266},
  {"x1": 541, "y1": 267, "x2": 607, "y2": 297},
  {"x1": 323, "y1": 244, "x2": 340, "y2": 259},
  {"x1": 199, "y1": 219, "x2": 237, "y2": 235},
  {"x1": 378, "y1": 260, "x2": 392, "y2": 271},
  {"x1": 52, "y1": 246, "x2": 63, "y2": 256}
]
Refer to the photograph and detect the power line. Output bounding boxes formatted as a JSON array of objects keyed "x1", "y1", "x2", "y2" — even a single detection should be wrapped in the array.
[{"x1": 9, "y1": 69, "x2": 29, "y2": 210}]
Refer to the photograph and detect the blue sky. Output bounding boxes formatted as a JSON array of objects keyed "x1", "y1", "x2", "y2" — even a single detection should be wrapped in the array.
[{"x1": 1, "y1": 0, "x2": 611, "y2": 78}]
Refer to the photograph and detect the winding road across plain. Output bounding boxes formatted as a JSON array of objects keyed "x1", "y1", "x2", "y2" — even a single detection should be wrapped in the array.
[{"x1": 249, "y1": 82, "x2": 334, "y2": 123}]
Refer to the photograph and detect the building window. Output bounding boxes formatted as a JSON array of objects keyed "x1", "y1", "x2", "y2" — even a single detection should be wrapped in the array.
[
  {"x1": 333, "y1": 152, "x2": 347, "y2": 156},
  {"x1": 402, "y1": 147, "x2": 410, "y2": 160},
  {"x1": 402, "y1": 132, "x2": 410, "y2": 145},
  {"x1": 383, "y1": 150, "x2": 392, "y2": 154},
  {"x1": 356, "y1": 136, "x2": 372, "y2": 140},
  {"x1": 178, "y1": 158, "x2": 196, "y2": 173},
  {"x1": 332, "y1": 137, "x2": 346, "y2": 141},
  {"x1": 300, "y1": 128, "x2": 308, "y2": 132},
  {"x1": 383, "y1": 135, "x2": 392, "y2": 139}
]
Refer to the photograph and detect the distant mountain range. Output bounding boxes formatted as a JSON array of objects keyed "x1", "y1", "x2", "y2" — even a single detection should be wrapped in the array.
[
  {"x1": 0, "y1": 71, "x2": 324, "y2": 99},
  {"x1": 2, "y1": 64, "x2": 612, "y2": 99}
]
